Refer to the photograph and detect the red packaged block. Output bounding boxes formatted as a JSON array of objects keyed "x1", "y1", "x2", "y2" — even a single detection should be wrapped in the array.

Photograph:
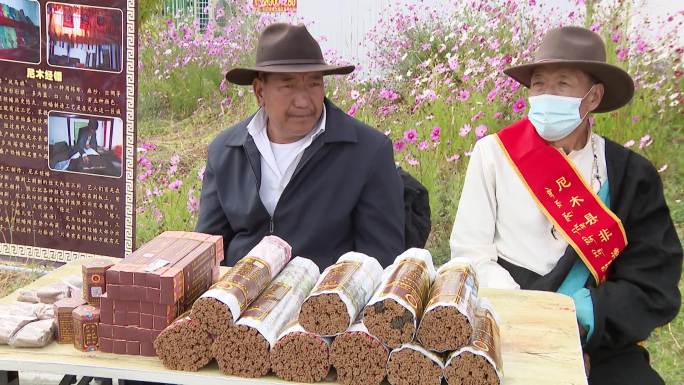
[
  {"x1": 141, "y1": 341, "x2": 156, "y2": 357},
  {"x1": 113, "y1": 310, "x2": 127, "y2": 326},
  {"x1": 72, "y1": 305, "x2": 100, "y2": 352},
  {"x1": 159, "y1": 242, "x2": 216, "y2": 305},
  {"x1": 113, "y1": 339, "x2": 127, "y2": 354},
  {"x1": 127, "y1": 312, "x2": 140, "y2": 327},
  {"x1": 98, "y1": 323, "x2": 113, "y2": 339},
  {"x1": 126, "y1": 341, "x2": 141, "y2": 355},
  {"x1": 82, "y1": 259, "x2": 114, "y2": 307},
  {"x1": 55, "y1": 297, "x2": 87, "y2": 344},
  {"x1": 140, "y1": 313, "x2": 153, "y2": 329},
  {"x1": 100, "y1": 337, "x2": 113, "y2": 353}
]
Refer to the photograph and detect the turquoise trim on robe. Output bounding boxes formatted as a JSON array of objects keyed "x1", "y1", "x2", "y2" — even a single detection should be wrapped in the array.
[{"x1": 557, "y1": 182, "x2": 610, "y2": 345}]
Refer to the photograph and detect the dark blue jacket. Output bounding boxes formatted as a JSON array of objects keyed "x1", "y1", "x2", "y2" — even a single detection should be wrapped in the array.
[{"x1": 196, "y1": 99, "x2": 405, "y2": 268}]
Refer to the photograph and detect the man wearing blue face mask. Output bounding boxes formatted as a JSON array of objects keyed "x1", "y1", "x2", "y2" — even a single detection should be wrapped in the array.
[{"x1": 449, "y1": 26, "x2": 681, "y2": 385}]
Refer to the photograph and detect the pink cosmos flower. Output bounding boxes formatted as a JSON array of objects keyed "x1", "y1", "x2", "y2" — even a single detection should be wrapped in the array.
[
  {"x1": 404, "y1": 129, "x2": 418, "y2": 143},
  {"x1": 418, "y1": 140, "x2": 429, "y2": 151},
  {"x1": 198, "y1": 165, "x2": 206, "y2": 182},
  {"x1": 168, "y1": 180, "x2": 183, "y2": 190},
  {"x1": 639, "y1": 134, "x2": 653, "y2": 149},
  {"x1": 447, "y1": 154, "x2": 461, "y2": 162},
  {"x1": 616, "y1": 46, "x2": 629, "y2": 61},
  {"x1": 379, "y1": 88, "x2": 400, "y2": 101},
  {"x1": 475, "y1": 124, "x2": 488, "y2": 139},
  {"x1": 513, "y1": 97, "x2": 526, "y2": 113},
  {"x1": 459, "y1": 124, "x2": 472, "y2": 137},
  {"x1": 430, "y1": 126, "x2": 441, "y2": 142},
  {"x1": 611, "y1": 31, "x2": 621, "y2": 43},
  {"x1": 187, "y1": 189, "x2": 199, "y2": 213},
  {"x1": 394, "y1": 139, "x2": 407, "y2": 152},
  {"x1": 448, "y1": 56, "x2": 459, "y2": 70}
]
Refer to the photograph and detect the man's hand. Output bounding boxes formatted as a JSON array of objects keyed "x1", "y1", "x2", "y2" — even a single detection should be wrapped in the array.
[
  {"x1": 578, "y1": 322, "x2": 590, "y2": 376},
  {"x1": 578, "y1": 322, "x2": 587, "y2": 338},
  {"x1": 583, "y1": 352, "x2": 591, "y2": 377},
  {"x1": 82, "y1": 155, "x2": 90, "y2": 165}
]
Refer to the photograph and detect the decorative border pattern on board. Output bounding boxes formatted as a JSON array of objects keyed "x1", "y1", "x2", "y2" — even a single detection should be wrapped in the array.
[
  {"x1": 124, "y1": 0, "x2": 136, "y2": 257},
  {"x1": 0, "y1": 243, "x2": 105, "y2": 263}
]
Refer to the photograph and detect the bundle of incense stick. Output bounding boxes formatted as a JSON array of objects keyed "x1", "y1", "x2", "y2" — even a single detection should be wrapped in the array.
[
  {"x1": 270, "y1": 320, "x2": 332, "y2": 383},
  {"x1": 363, "y1": 248, "x2": 435, "y2": 348},
  {"x1": 444, "y1": 299, "x2": 504, "y2": 385},
  {"x1": 329, "y1": 321, "x2": 390, "y2": 385},
  {"x1": 299, "y1": 252, "x2": 383, "y2": 336},
  {"x1": 153, "y1": 315, "x2": 213, "y2": 371},
  {"x1": 191, "y1": 235, "x2": 291, "y2": 335},
  {"x1": 416, "y1": 258, "x2": 479, "y2": 352},
  {"x1": 211, "y1": 257, "x2": 320, "y2": 377},
  {"x1": 386, "y1": 343, "x2": 445, "y2": 385}
]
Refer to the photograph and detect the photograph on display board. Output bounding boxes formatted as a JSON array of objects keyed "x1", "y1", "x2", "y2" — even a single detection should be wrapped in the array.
[
  {"x1": 46, "y1": 2, "x2": 122, "y2": 72},
  {"x1": 48, "y1": 112, "x2": 124, "y2": 178},
  {"x1": 0, "y1": 0, "x2": 40, "y2": 64}
]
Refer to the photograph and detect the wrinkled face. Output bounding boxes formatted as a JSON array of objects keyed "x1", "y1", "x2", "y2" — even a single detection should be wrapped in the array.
[
  {"x1": 253, "y1": 72, "x2": 325, "y2": 142},
  {"x1": 529, "y1": 64, "x2": 604, "y2": 118}
]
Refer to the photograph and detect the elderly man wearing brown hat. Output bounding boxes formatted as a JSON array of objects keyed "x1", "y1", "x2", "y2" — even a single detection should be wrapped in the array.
[
  {"x1": 450, "y1": 26, "x2": 681, "y2": 384},
  {"x1": 196, "y1": 23, "x2": 405, "y2": 269}
]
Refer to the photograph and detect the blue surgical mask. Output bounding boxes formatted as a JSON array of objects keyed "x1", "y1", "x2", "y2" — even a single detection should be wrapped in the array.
[{"x1": 528, "y1": 86, "x2": 593, "y2": 141}]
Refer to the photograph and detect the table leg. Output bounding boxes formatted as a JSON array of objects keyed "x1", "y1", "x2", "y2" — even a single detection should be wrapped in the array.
[
  {"x1": 58, "y1": 375, "x2": 77, "y2": 385},
  {"x1": 0, "y1": 371, "x2": 19, "y2": 385}
]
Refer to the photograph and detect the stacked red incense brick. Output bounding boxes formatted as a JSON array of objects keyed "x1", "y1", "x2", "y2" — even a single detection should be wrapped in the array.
[{"x1": 98, "y1": 231, "x2": 223, "y2": 356}]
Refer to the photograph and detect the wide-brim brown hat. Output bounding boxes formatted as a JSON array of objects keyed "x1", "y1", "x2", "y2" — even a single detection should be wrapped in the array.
[
  {"x1": 226, "y1": 23, "x2": 355, "y2": 86},
  {"x1": 504, "y1": 26, "x2": 634, "y2": 113}
]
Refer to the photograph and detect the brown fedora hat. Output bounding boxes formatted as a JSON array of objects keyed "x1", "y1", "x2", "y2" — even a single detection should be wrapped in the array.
[
  {"x1": 504, "y1": 26, "x2": 634, "y2": 113},
  {"x1": 225, "y1": 23, "x2": 355, "y2": 86}
]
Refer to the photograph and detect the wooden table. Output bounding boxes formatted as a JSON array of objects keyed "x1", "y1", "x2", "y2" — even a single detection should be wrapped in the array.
[{"x1": 0, "y1": 257, "x2": 588, "y2": 385}]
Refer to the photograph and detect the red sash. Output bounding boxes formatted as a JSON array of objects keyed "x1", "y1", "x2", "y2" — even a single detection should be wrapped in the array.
[{"x1": 495, "y1": 118, "x2": 627, "y2": 284}]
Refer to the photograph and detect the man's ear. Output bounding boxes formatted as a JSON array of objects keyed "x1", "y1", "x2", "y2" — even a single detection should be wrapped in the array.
[
  {"x1": 252, "y1": 77, "x2": 264, "y2": 107},
  {"x1": 588, "y1": 83, "x2": 605, "y2": 112}
]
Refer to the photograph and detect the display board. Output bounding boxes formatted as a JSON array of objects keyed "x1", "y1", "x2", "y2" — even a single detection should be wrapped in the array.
[{"x1": 0, "y1": 0, "x2": 136, "y2": 262}]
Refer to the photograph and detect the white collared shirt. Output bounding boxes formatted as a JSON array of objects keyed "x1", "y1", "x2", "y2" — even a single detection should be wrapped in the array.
[
  {"x1": 247, "y1": 106, "x2": 327, "y2": 216},
  {"x1": 449, "y1": 130, "x2": 607, "y2": 289}
]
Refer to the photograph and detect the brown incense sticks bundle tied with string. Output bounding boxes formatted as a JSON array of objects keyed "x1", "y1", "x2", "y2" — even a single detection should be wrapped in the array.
[
  {"x1": 329, "y1": 321, "x2": 390, "y2": 385},
  {"x1": 416, "y1": 257, "x2": 479, "y2": 352},
  {"x1": 444, "y1": 299, "x2": 504, "y2": 385},
  {"x1": 153, "y1": 314, "x2": 213, "y2": 371},
  {"x1": 386, "y1": 343, "x2": 445, "y2": 385},
  {"x1": 298, "y1": 252, "x2": 383, "y2": 337},
  {"x1": 191, "y1": 235, "x2": 292, "y2": 335},
  {"x1": 362, "y1": 248, "x2": 435, "y2": 348},
  {"x1": 270, "y1": 320, "x2": 332, "y2": 383}
]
